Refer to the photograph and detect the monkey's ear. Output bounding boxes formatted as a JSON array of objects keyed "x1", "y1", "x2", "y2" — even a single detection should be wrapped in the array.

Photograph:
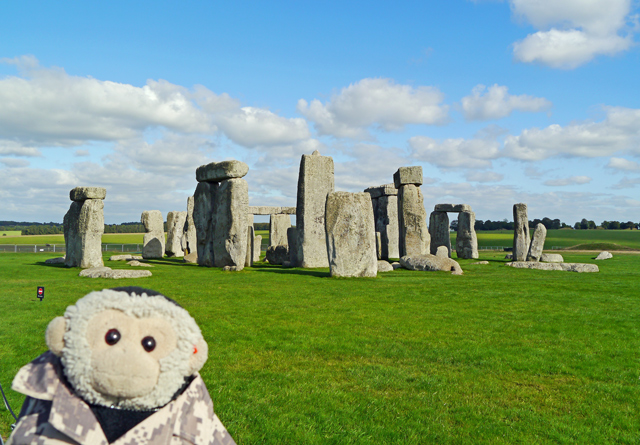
[
  {"x1": 188, "y1": 338, "x2": 208, "y2": 375},
  {"x1": 46, "y1": 317, "x2": 67, "y2": 356}
]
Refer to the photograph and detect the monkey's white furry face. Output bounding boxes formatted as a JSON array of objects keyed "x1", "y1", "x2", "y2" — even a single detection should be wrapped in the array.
[{"x1": 59, "y1": 289, "x2": 207, "y2": 410}]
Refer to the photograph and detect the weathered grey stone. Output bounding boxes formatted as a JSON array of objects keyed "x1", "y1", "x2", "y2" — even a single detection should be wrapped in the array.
[
  {"x1": 248, "y1": 206, "x2": 296, "y2": 215},
  {"x1": 526, "y1": 223, "x2": 547, "y2": 262},
  {"x1": 364, "y1": 184, "x2": 398, "y2": 198},
  {"x1": 595, "y1": 251, "x2": 613, "y2": 260},
  {"x1": 222, "y1": 265, "x2": 241, "y2": 272},
  {"x1": 399, "y1": 254, "x2": 463, "y2": 275},
  {"x1": 375, "y1": 195, "x2": 399, "y2": 260},
  {"x1": 393, "y1": 166, "x2": 423, "y2": 188},
  {"x1": 165, "y1": 211, "x2": 187, "y2": 257},
  {"x1": 433, "y1": 204, "x2": 472, "y2": 213},
  {"x1": 472, "y1": 261, "x2": 489, "y2": 265},
  {"x1": 266, "y1": 245, "x2": 289, "y2": 265},
  {"x1": 456, "y1": 211, "x2": 479, "y2": 259},
  {"x1": 193, "y1": 182, "x2": 216, "y2": 267},
  {"x1": 269, "y1": 214, "x2": 291, "y2": 247},
  {"x1": 398, "y1": 184, "x2": 430, "y2": 257},
  {"x1": 325, "y1": 192, "x2": 377, "y2": 277},
  {"x1": 391, "y1": 262, "x2": 402, "y2": 269},
  {"x1": 505, "y1": 254, "x2": 513, "y2": 260},
  {"x1": 196, "y1": 160, "x2": 249, "y2": 183},
  {"x1": 377, "y1": 260, "x2": 394, "y2": 272},
  {"x1": 435, "y1": 246, "x2": 449, "y2": 258},
  {"x1": 245, "y1": 225, "x2": 255, "y2": 267},
  {"x1": 183, "y1": 252, "x2": 198, "y2": 263},
  {"x1": 45, "y1": 257, "x2": 65, "y2": 264},
  {"x1": 127, "y1": 260, "x2": 153, "y2": 267},
  {"x1": 141, "y1": 210, "x2": 164, "y2": 259},
  {"x1": 429, "y1": 212, "x2": 451, "y2": 257},
  {"x1": 213, "y1": 178, "x2": 249, "y2": 270},
  {"x1": 512, "y1": 203, "x2": 530, "y2": 262},
  {"x1": 541, "y1": 253, "x2": 564, "y2": 263},
  {"x1": 64, "y1": 198, "x2": 104, "y2": 268},
  {"x1": 181, "y1": 196, "x2": 197, "y2": 257},
  {"x1": 253, "y1": 235, "x2": 262, "y2": 262},
  {"x1": 79, "y1": 267, "x2": 152, "y2": 279},
  {"x1": 287, "y1": 228, "x2": 299, "y2": 266},
  {"x1": 296, "y1": 152, "x2": 334, "y2": 268},
  {"x1": 69, "y1": 187, "x2": 106, "y2": 202},
  {"x1": 109, "y1": 254, "x2": 143, "y2": 261},
  {"x1": 506, "y1": 262, "x2": 599, "y2": 273}
]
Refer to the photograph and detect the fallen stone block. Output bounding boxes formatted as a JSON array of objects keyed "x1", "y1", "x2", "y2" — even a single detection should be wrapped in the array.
[
  {"x1": 110, "y1": 254, "x2": 143, "y2": 261},
  {"x1": 400, "y1": 254, "x2": 463, "y2": 274},
  {"x1": 266, "y1": 245, "x2": 289, "y2": 265},
  {"x1": 471, "y1": 261, "x2": 489, "y2": 265},
  {"x1": 45, "y1": 257, "x2": 66, "y2": 264},
  {"x1": 506, "y1": 262, "x2": 599, "y2": 272},
  {"x1": 79, "y1": 267, "x2": 152, "y2": 278},
  {"x1": 541, "y1": 253, "x2": 564, "y2": 263},
  {"x1": 127, "y1": 260, "x2": 153, "y2": 267},
  {"x1": 595, "y1": 251, "x2": 613, "y2": 260},
  {"x1": 377, "y1": 260, "x2": 394, "y2": 272}
]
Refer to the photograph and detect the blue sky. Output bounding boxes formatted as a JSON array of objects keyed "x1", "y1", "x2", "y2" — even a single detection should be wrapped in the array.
[{"x1": 1, "y1": 0, "x2": 639, "y2": 225}]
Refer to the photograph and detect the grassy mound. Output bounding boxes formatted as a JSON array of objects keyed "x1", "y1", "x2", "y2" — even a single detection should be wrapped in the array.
[{"x1": 562, "y1": 242, "x2": 639, "y2": 251}]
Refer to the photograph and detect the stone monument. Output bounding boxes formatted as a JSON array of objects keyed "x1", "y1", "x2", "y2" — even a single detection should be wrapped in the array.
[{"x1": 63, "y1": 187, "x2": 106, "y2": 268}]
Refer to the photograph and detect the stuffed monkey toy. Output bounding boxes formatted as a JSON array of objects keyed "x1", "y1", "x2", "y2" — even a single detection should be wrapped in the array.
[{"x1": 7, "y1": 287, "x2": 236, "y2": 445}]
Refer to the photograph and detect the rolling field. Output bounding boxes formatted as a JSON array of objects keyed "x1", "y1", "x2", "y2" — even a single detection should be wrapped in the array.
[{"x1": 0, "y1": 249, "x2": 639, "y2": 443}]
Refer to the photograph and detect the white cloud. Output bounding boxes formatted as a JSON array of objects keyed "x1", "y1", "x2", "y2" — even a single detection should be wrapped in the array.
[
  {"x1": 611, "y1": 176, "x2": 640, "y2": 189},
  {"x1": 74, "y1": 149, "x2": 89, "y2": 157},
  {"x1": 409, "y1": 136, "x2": 500, "y2": 168},
  {"x1": 0, "y1": 140, "x2": 41, "y2": 157},
  {"x1": 461, "y1": 84, "x2": 551, "y2": 121},
  {"x1": 298, "y1": 78, "x2": 449, "y2": 139},
  {"x1": 465, "y1": 170, "x2": 505, "y2": 182},
  {"x1": 215, "y1": 107, "x2": 311, "y2": 148},
  {"x1": 503, "y1": 106, "x2": 640, "y2": 160},
  {"x1": 508, "y1": 0, "x2": 636, "y2": 68},
  {"x1": 0, "y1": 57, "x2": 214, "y2": 147},
  {"x1": 0, "y1": 158, "x2": 30, "y2": 168},
  {"x1": 607, "y1": 157, "x2": 640, "y2": 171},
  {"x1": 543, "y1": 175, "x2": 592, "y2": 186}
]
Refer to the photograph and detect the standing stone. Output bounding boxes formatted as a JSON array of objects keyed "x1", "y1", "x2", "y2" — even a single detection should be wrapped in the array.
[
  {"x1": 253, "y1": 235, "x2": 262, "y2": 262},
  {"x1": 165, "y1": 211, "x2": 187, "y2": 257},
  {"x1": 296, "y1": 151, "x2": 334, "y2": 268},
  {"x1": 527, "y1": 223, "x2": 547, "y2": 262},
  {"x1": 193, "y1": 182, "x2": 216, "y2": 267},
  {"x1": 245, "y1": 225, "x2": 255, "y2": 267},
  {"x1": 287, "y1": 227, "x2": 299, "y2": 266},
  {"x1": 397, "y1": 184, "x2": 430, "y2": 257},
  {"x1": 213, "y1": 178, "x2": 249, "y2": 270},
  {"x1": 376, "y1": 194, "x2": 399, "y2": 260},
  {"x1": 141, "y1": 210, "x2": 165, "y2": 259},
  {"x1": 325, "y1": 192, "x2": 377, "y2": 277},
  {"x1": 182, "y1": 196, "x2": 197, "y2": 257},
  {"x1": 435, "y1": 246, "x2": 449, "y2": 258},
  {"x1": 393, "y1": 166, "x2": 423, "y2": 188},
  {"x1": 64, "y1": 187, "x2": 105, "y2": 269},
  {"x1": 456, "y1": 211, "x2": 479, "y2": 259},
  {"x1": 269, "y1": 214, "x2": 291, "y2": 247},
  {"x1": 429, "y1": 211, "x2": 451, "y2": 257},
  {"x1": 512, "y1": 203, "x2": 530, "y2": 262}
]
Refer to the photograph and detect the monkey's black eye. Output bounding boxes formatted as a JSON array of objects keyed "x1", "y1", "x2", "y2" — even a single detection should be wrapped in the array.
[
  {"x1": 141, "y1": 336, "x2": 156, "y2": 352},
  {"x1": 105, "y1": 329, "x2": 121, "y2": 345}
]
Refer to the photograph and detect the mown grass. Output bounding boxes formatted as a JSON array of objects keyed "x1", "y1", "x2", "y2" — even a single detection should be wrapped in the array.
[
  {"x1": 0, "y1": 231, "x2": 21, "y2": 237},
  {"x1": 1, "y1": 251, "x2": 639, "y2": 443}
]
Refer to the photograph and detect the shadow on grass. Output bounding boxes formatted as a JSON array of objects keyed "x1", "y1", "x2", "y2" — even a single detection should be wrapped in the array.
[{"x1": 250, "y1": 263, "x2": 329, "y2": 278}]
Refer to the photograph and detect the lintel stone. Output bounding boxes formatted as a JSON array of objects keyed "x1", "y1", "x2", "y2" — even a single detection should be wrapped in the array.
[
  {"x1": 393, "y1": 166, "x2": 423, "y2": 188},
  {"x1": 248, "y1": 206, "x2": 296, "y2": 215},
  {"x1": 70, "y1": 187, "x2": 106, "y2": 202},
  {"x1": 364, "y1": 184, "x2": 398, "y2": 198},
  {"x1": 434, "y1": 203, "x2": 472, "y2": 213},
  {"x1": 196, "y1": 160, "x2": 249, "y2": 183}
]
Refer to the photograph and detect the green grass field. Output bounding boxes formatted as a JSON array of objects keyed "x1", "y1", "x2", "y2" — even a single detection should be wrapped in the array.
[
  {"x1": 3, "y1": 229, "x2": 639, "y2": 251},
  {"x1": 0, "y1": 231, "x2": 21, "y2": 237},
  {"x1": 1, "y1": 250, "x2": 639, "y2": 443}
]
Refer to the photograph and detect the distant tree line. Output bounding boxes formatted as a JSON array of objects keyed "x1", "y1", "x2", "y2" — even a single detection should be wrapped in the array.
[
  {"x1": 573, "y1": 218, "x2": 638, "y2": 230},
  {"x1": 449, "y1": 217, "x2": 638, "y2": 231}
]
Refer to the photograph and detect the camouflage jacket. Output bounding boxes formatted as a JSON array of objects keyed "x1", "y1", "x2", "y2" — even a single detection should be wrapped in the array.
[{"x1": 7, "y1": 352, "x2": 236, "y2": 445}]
